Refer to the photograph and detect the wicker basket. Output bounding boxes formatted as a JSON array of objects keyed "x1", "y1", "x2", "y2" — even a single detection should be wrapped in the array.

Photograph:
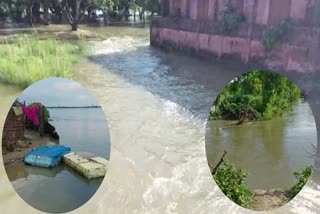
[{"x1": 2, "y1": 107, "x2": 26, "y2": 149}]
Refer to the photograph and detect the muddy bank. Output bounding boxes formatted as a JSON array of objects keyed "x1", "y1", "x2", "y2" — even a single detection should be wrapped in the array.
[
  {"x1": 251, "y1": 189, "x2": 290, "y2": 211},
  {"x1": 2, "y1": 129, "x2": 59, "y2": 166}
]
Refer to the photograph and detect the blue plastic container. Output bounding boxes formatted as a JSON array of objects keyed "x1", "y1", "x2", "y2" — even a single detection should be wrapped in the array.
[{"x1": 24, "y1": 145, "x2": 71, "y2": 168}]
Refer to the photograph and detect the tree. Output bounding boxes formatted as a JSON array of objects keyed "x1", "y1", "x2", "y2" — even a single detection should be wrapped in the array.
[
  {"x1": 210, "y1": 71, "x2": 301, "y2": 121},
  {"x1": 0, "y1": 0, "x2": 28, "y2": 22},
  {"x1": 136, "y1": 0, "x2": 160, "y2": 21},
  {"x1": 43, "y1": 0, "x2": 49, "y2": 25},
  {"x1": 63, "y1": 0, "x2": 116, "y2": 30},
  {"x1": 63, "y1": 0, "x2": 87, "y2": 31},
  {"x1": 49, "y1": 0, "x2": 64, "y2": 23}
]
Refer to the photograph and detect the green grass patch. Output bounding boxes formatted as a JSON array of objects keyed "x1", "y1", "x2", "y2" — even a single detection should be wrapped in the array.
[{"x1": 0, "y1": 36, "x2": 87, "y2": 88}]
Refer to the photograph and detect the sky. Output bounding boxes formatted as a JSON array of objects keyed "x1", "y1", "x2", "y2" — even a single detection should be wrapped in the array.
[{"x1": 17, "y1": 78, "x2": 100, "y2": 107}]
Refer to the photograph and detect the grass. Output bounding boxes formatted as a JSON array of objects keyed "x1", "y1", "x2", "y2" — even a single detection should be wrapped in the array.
[{"x1": 0, "y1": 36, "x2": 87, "y2": 88}]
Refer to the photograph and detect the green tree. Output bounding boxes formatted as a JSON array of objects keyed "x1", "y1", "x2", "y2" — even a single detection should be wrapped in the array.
[{"x1": 210, "y1": 71, "x2": 301, "y2": 121}]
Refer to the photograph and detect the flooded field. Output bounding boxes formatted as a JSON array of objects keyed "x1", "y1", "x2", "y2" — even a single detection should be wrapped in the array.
[{"x1": 0, "y1": 25, "x2": 319, "y2": 214}]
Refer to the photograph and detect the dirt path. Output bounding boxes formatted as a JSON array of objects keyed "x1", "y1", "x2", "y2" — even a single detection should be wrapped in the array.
[{"x1": 2, "y1": 129, "x2": 59, "y2": 166}]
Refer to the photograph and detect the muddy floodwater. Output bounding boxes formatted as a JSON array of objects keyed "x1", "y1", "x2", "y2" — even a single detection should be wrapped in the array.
[
  {"x1": 0, "y1": 24, "x2": 320, "y2": 214},
  {"x1": 5, "y1": 108, "x2": 110, "y2": 213},
  {"x1": 206, "y1": 99, "x2": 317, "y2": 190}
]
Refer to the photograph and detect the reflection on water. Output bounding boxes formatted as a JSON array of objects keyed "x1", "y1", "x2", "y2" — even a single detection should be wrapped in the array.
[
  {"x1": 206, "y1": 99, "x2": 317, "y2": 190},
  {"x1": 5, "y1": 108, "x2": 109, "y2": 213},
  {"x1": 8, "y1": 162, "x2": 103, "y2": 213},
  {"x1": 50, "y1": 108, "x2": 110, "y2": 158}
]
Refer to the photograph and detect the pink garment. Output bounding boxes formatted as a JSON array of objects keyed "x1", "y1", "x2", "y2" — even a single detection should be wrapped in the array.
[{"x1": 20, "y1": 103, "x2": 40, "y2": 127}]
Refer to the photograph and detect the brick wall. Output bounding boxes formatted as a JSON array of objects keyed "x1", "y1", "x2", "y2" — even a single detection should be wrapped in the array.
[
  {"x1": 167, "y1": 0, "x2": 314, "y2": 25},
  {"x1": 153, "y1": 0, "x2": 320, "y2": 73}
]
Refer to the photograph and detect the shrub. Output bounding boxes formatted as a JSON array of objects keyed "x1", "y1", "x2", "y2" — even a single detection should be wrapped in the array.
[
  {"x1": 289, "y1": 166, "x2": 312, "y2": 198},
  {"x1": 262, "y1": 19, "x2": 292, "y2": 52},
  {"x1": 210, "y1": 71, "x2": 301, "y2": 121},
  {"x1": 213, "y1": 162, "x2": 253, "y2": 208}
]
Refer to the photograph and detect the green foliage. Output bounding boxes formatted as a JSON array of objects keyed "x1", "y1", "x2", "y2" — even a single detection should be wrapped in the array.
[
  {"x1": 210, "y1": 71, "x2": 301, "y2": 120},
  {"x1": 216, "y1": 3, "x2": 246, "y2": 34},
  {"x1": 0, "y1": 36, "x2": 86, "y2": 88},
  {"x1": 262, "y1": 19, "x2": 292, "y2": 52},
  {"x1": 93, "y1": 0, "x2": 115, "y2": 10},
  {"x1": 0, "y1": 0, "x2": 28, "y2": 19},
  {"x1": 213, "y1": 162, "x2": 253, "y2": 208},
  {"x1": 0, "y1": 0, "x2": 160, "y2": 23},
  {"x1": 289, "y1": 166, "x2": 312, "y2": 198},
  {"x1": 27, "y1": 102, "x2": 51, "y2": 122}
]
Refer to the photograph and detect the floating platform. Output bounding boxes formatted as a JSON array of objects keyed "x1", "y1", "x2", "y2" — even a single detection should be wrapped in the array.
[
  {"x1": 63, "y1": 152, "x2": 108, "y2": 179},
  {"x1": 24, "y1": 145, "x2": 71, "y2": 168}
]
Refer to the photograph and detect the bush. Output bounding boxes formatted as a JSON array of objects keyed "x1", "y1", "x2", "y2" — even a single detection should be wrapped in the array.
[
  {"x1": 210, "y1": 71, "x2": 301, "y2": 121},
  {"x1": 289, "y1": 166, "x2": 312, "y2": 198},
  {"x1": 213, "y1": 162, "x2": 253, "y2": 208}
]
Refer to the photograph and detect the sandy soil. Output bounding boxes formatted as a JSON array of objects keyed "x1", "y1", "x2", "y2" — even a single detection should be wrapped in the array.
[
  {"x1": 251, "y1": 189, "x2": 290, "y2": 211},
  {"x1": 2, "y1": 129, "x2": 59, "y2": 166}
]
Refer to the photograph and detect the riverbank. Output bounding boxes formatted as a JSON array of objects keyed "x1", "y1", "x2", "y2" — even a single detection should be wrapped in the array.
[
  {"x1": 3, "y1": 128, "x2": 59, "y2": 166},
  {"x1": 0, "y1": 25, "x2": 108, "y2": 88},
  {"x1": 212, "y1": 158, "x2": 311, "y2": 211},
  {"x1": 252, "y1": 189, "x2": 290, "y2": 211}
]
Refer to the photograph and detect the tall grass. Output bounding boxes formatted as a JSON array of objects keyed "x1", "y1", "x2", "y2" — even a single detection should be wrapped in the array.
[{"x1": 0, "y1": 36, "x2": 86, "y2": 88}]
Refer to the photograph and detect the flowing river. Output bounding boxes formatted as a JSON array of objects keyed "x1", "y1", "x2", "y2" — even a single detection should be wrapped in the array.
[
  {"x1": 0, "y1": 24, "x2": 320, "y2": 214},
  {"x1": 206, "y1": 99, "x2": 317, "y2": 190}
]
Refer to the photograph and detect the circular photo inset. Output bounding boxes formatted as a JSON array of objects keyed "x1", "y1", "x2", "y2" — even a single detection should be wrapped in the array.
[
  {"x1": 1, "y1": 77, "x2": 110, "y2": 213},
  {"x1": 205, "y1": 70, "x2": 317, "y2": 211}
]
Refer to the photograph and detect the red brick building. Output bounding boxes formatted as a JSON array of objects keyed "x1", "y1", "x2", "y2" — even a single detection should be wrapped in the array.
[
  {"x1": 153, "y1": 0, "x2": 320, "y2": 74},
  {"x1": 165, "y1": 0, "x2": 319, "y2": 25}
]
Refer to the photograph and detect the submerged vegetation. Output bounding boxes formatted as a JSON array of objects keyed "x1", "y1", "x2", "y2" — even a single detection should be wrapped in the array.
[
  {"x1": 213, "y1": 161, "x2": 312, "y2": 209},
  {"x1": 0, "y1": 36, "x2": 86, "y2": 88},
  {"x1": 210, "y1": 71, "x2": 301, "y2": 121}
]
